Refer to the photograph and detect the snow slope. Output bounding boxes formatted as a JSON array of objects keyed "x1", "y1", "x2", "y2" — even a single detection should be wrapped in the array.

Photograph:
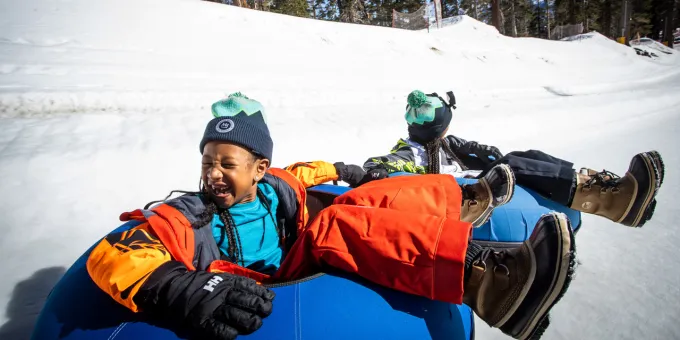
[{"x1": 1, "y1": 0, "x2": 679, "y2": 339}]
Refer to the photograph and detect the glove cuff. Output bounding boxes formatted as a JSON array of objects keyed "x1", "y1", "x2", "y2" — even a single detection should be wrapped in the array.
[{"x1": 333, "y1": 162, "x2": 347, "y2": 181}]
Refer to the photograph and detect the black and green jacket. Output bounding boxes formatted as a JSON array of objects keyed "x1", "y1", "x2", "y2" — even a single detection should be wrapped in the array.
[{"x1": 362, "y1": 135, "x2": 501, "y2": 176}]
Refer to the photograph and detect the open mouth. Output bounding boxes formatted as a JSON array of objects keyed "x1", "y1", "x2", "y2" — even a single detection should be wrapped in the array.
[{"x1": 209, "y1": 184, "x2": 231, "y2": 197}]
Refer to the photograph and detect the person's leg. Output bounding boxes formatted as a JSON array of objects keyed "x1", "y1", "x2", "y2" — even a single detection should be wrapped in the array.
[
  {"x1": 276, "y1": 172, "x2": 577, "y2": 339},
  {"x1": 349, "y1": 167, "x2": 516, "y2": 228},
  {"x1": 277, "y1": 173, "x2": 473, "y2": 301},
  {"x1": 334, "y1": 173, "x2": 464, "y2": 220},
  {"x1": 484, "y1": 149, "x2": 664, "y2": 228},
  {"x1": 276, "y1": 204, "x2": 473, "y2": 303},
  {"x1": 276, "y1": 205, "x2": 576, "y2": 340},
  {"x1": 482, "y1": 150, "x2": 576, "y2": 206}
]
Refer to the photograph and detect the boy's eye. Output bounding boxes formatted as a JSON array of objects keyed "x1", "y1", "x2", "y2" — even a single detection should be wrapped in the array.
[{"x1": 221, "y1": 163, "x2": 235, "y2": 168}]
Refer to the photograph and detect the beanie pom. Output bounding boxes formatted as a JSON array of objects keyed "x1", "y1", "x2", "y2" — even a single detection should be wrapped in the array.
[
  {"x1": 407, "y1": 90, "x2": 428, "y2": 109},
  {"x1": 229, "y1": 92, "x2": 249, "y2": 100},
  {"x1": 211, "y1": 92, "x2": 267, "y2": 122}
]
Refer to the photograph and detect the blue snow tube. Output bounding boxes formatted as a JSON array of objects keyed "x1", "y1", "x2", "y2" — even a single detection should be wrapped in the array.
[
  {"x1": 32, "y1": 174, "x2": 580, "y2": 340},
  {"x1": 31, "y1": 188, "x2": 475, "y2": 340},
  {"x1": 31, "y1": 222, "x2": 475, "y2": 340},
  {"x1": 459, "y1": 177, "x2": 582, "y2": 243}
]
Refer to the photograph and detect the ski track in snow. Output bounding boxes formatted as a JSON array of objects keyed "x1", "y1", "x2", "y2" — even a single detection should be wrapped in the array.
[{"x1": 1, "y1": 0, "x2": 680, "y2": 339}]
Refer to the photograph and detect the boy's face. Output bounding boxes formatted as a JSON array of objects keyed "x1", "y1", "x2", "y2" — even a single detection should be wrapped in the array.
[{"x1": 201, "y1": 141, "x2": 269, "y2": 209}]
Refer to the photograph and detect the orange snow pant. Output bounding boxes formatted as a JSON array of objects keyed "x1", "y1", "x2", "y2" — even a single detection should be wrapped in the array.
[{"x1": 274, "y1": 174, "x2": 473, "y2": 304}]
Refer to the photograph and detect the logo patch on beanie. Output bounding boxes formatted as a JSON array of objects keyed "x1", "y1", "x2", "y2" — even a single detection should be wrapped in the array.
[{"x1": 215, "y1": 118, "x2": 235, "y2": 133}]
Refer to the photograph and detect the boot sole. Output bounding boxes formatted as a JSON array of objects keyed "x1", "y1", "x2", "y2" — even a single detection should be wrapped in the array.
[
  {"x1": 638, "y1": 198, "x2": 658, "y2": 228},
  {"x1": 648, "y1": 150, "x2": 665, "y2": 187},
  {"x1": 473, "y1": 164, "x2": 516, "y2": 228},
  {"x1": 625, "y1": 152, "x2": 660, "y2": 228},
  {"x1": 636, "y1": 151, "x2": 663, "y2": 227},
  {"x1": 515, "y1": 213, "x2": 575, "y2": 340}
]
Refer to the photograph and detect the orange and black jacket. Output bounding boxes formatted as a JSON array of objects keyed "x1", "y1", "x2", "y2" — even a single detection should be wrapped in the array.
[{"x1": 86, "y1": 161, "x2": 339, "y2": 312}]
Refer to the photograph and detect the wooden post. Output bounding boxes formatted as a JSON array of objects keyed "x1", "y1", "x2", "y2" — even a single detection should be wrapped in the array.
[{"x1": 434, "y1": 0, "x2": 443, "y2": 28}]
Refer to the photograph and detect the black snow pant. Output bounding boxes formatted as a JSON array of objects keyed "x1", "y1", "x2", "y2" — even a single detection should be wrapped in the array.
[{"x1": 479, "y1": 150, "x2": 576, "y2": 206}]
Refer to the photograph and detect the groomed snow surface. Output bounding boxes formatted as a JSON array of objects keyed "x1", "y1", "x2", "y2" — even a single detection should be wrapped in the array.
[{"x1": 1, "y1": 0, "x2": 679, "y2": 339}]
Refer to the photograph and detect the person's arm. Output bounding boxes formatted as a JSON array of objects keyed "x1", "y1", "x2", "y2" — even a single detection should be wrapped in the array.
[
  {"x1": 445, "y1": 135, "x2": 503, "y2": 163},
  {"x1": 283, "y1": 161, "x2": 339, "y2": 188},
  {"x1": 363, "y1": 140, "x2": 426, "y2": 175},
  {"x1": 86, "y1": 221, "x2": 171, "y2": 312},
  {"x1": 87, "y1": 222, "x2": 275, "y2": 340},
  {"x1": 284, "y1": 161, "x2": 382, "y2": 188}
]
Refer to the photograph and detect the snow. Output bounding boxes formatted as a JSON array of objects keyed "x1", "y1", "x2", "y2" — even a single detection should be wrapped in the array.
[
  {"x1": 0, "y1": 0, "x2": 679, "y2": 339},
  {"x1": 628, "y1": 37, "x2": 678, "y2": 65}
]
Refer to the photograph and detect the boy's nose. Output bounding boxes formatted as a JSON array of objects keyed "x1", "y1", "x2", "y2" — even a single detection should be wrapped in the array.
[{"x1": 207, "y1": 166, "x2": 223, "y2": 181}]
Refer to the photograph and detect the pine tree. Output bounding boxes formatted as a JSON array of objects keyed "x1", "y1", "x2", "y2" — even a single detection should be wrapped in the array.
[
  {"x1": 209, "y1": 0, "x2": 675, "y2": 41},
  {"x1": 510, "y1": 0, "x2": 519, "y2": 36},
  {"x1": 460, "y1": 0, "x2": 488, "y2": 19},
  {"x1": 492, "y1": 0, "x2": 503, "y2": 31},
  {"x1": 272, "y1": 0, "x2": 310, "y2": 17},
  {"x1": 627, "y1": 0, "x2": 653, "y2": 37},
  {"x1": 337, "y1": 0, "x2": 370, "y2": 23},
  {"x1": 441, "y1": 0, "x2": 461, "y2": 16},
  {"x1": 663, "y1": 0, "x2": 677, "y2": 46},
  {"x1": 599, "y1": 0, "x2": 614, "y2": 37}
]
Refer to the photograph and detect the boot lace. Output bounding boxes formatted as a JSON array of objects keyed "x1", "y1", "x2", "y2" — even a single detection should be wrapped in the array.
[
  {"x1": 473, "y1": 248, "x2": 510, "y2": 278},
  {"x1": 584, "y1": 170, "x2": 621, "y2": 193},
  {"x1": 461, "y1": 185, "x2": 479, "y2": 206}
]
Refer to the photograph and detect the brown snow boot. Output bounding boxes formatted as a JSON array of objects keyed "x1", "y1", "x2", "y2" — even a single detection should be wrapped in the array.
[
  {"x1": 570, "y1": 151, "x2": 662, "y2": 228},
  {"x1": 463, "y1": 239, "x2": 536, "y2": 329},
  {"x1": 464, "y1": 212, "x2": 576, "y2": 340},
  {"x1": 499, "y1": 212, "x2": 576, "y2": 340},
  {"x1": 461, "y1": 163, "x2": 516, "y2": 228}
]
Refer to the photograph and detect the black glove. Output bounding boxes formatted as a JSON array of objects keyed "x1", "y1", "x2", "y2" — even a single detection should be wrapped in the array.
[
  {"x1": 136, "y1": 261, "x2": 275, "y2": 340},
  {"x1": 334, "y1": 162, "x2": 367, "y2": 187},
  {"x1": 334, "y1": 162, "x2": 387, "y2": 188},
  {"x1": 458, "y1": 141, "x2": 503, "y2": 164},
  {"x1": 362, "y1": 168, "x2": 389, "y2": 185}
]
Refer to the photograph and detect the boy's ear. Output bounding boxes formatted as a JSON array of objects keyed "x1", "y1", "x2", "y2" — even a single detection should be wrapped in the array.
[{"x1": 255, "y1": 158, "x2": 270, "y2": 181}]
